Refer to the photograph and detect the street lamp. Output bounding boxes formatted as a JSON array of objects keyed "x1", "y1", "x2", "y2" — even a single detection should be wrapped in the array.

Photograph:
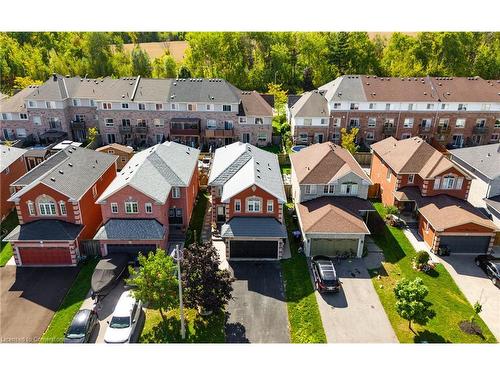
[{"x1": 175, "y1": 245, "x2": 186, "y2": 339}]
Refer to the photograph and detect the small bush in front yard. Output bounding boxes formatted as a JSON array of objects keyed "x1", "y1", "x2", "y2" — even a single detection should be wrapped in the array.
[
  {"x1": 413, "y1": 251, "x2": 430, "y2": 267},
  {"x1": 385, "y1": 205, "x2": 399, "y2": 215}
]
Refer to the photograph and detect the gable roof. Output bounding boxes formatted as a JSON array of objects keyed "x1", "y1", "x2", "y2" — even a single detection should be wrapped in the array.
[
  {"x1": 238, "y1": 91, "x2": 273, "y2": 117},
  {"x1": 449, "y1": 143, "x2": 500, "y2": 181},
  {"x1": 96, "y1": 143, "x2": 135, "y2": 154},
  {"x1": 0, "y1": 86, "x2": 38, "y2": 113},
  {"x1": 371, "y1": 136, "x2": 470, "y2": 179},
  {"x1": 9, "y1": 147, "x2": 117, "y2": 201},
  {"x1": 208, "y1": 142, "x2": 286, "y2": 203},
  {"x1": 97, "y1": 141, "x2": 199, "y2": 204},
  {"x1": 290, "y1": 142, "x2": 370, "y2": 184},
  {"x1": 289, "y1": 90, "x2": 329, "y2": 117},
  {"x1": 0, "y1": 145, "x2": 27, "y2": 172}
]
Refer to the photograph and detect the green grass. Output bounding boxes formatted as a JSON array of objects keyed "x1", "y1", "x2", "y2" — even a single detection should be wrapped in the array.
[
  {"x1": 39, "y1": 258, "x2": 99, "y2": 343},
  {"x1": 139, "y1": 308, "x2": 225, "y2": 343},
  {"x1": 280, "y1": 165, "x2": 291, "y2": 175},
  {"x1": 1, "y1": 212, "x2": 19, "y2": 266},
  {"x1": 281, "y1": 202, "x2": 326, "y2": 343},
  {"x1": 185, "y1": 191, "x2": 209, "y2": 246},
  {"x1": 259, "y1": 144, "x2": 282, "y2": 154},
  {"x1": 368, "y1": 202, "x2": 496, "y2": 343}
]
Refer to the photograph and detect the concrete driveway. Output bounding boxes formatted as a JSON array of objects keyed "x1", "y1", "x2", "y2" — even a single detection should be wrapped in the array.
[
  {"x1": 0, "y1": 265, "x2": 79, "y2": 343},
  {"x1": 225, "y1": 261, "x2": 290, "y2": 343},
  {"x1": 439, "y1": 255, "x2": 500, "y2": 341},
  {"x1": 314, "y1": 258, "x2": 398, "y2": 343}
]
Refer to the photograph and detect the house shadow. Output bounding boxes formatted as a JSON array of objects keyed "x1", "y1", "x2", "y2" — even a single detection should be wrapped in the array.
[
  {"x1": 366, "y1": 211, "x2": 406, "y2": 264},
  {"x1": 228, "y1": 261, "x2": 286, "y2": 302}
]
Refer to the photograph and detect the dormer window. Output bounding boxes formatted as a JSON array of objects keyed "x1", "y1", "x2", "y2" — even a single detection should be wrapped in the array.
[
  {"x1": 333, "y1": 103, "x2": 341, "y2": 109},
  {"x1": 458, "y1": 103, "x2": 467, "y2": 111},
  {"x1": 350, "y1": 103, "x2": 359, "y2": 110},
  {"x1": 138, "y1": 103, "x2": 146, "y2": 110},
  {"x1": 171, "y1": 103, "x2": 177, "y2": 110},
  {"x1": 222, "y1": 104, "x2": 231, "y2": 112},
  {"x1": 38, "y1": 197, "x2": 57, "y2": 216},
  {"x1": 255, "y1": 118, "x2": 263, "y2": 125},
  {"x1": 102, "y1": 102, "x2": 112, "y2": 110},
  {"x1": 121, "y1": 103, "x2": 129, "y2": 109},
  {"x1": 247, "y1": 197, "x2": 262, "y2": 212},
  {"x1": 187, "y1": 103, "x2": 195, "y2": 111},
  {"x1": 155, "y1": 103, "x2": 163, "y2": 111}
]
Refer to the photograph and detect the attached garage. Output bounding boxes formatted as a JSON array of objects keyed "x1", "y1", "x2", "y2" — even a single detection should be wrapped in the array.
[
  {"x1": 19, "y1": 247, "x2": 73, "y2": 266},
  {"x1": 106, "y1": 244, "x2": 156, "y2": 256},
  {"x1": 229, "y1": 240, "x2": 278, "y2": 259},
  {"x1": 310, "y1": 238, "x2": 359, "y2": 257},
  {"x1": 438, "y1": 235, "x2": 491, "y2": 254}
]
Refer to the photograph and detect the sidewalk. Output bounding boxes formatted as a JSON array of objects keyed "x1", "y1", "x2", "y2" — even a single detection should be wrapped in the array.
[{"x1": 402, "y1": 227, "x2": 439, "y2": 262}]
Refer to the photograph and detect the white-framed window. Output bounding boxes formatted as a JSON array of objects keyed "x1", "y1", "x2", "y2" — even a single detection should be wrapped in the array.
[
  {"x1": 187, "y1": 103, "x2": 195, "y2": 111},
  {"x1": 441, "y1": 175, "x2": 456, "y2": 190},
  {"x1": 105, "y1": 118, "x2": 114, "y2": 127},
  {"x1": 92, "y1": 185, "x2": 98, "y2": 197},
  {"x1": 102, "y1": 102, "x2": 112, "y2": 110},
  {"x1": 154, "y1": 118, "x2": 163, "y2": 127},
  {"x1": 137, "y1": 103, "x2": 145, "y2": 110},
  {"x1": 494, "y1": 119, "x2": 500, "y2": 128},
  {"x1": 408, "y1": 174, "x2": 415, "y2": 184},
  {"x1": 90, "y1": 99, "x2": 96, "y2": 107},
  {"x1": 207, "y1": 119, "x2": 217, "y2": 129},
  {"x1": 267, "y1": 200, "x2": 274, "y2": 213},
  {"x1": 455, "y1": 118, "x2": 466, "y2": 128},
  {"x1": 1, "y1": 113, "x2": 9, "y2": 120},
  {"x1": 366, "y1": 132, "x2": 374, "y2": 141},
  {"x1": 481, "y1": 104, "x2": 491, "y2": 111},
  {"x1": 121, "y1": 103, "x2": 129, "y2": 109},
  {"x1": 407, "y1": 103, "x2": 414, "y2": 110},
  {"x1": 16, "y1": 128, "x2": 27, "y2": 137},
  {"x1": 491, "y1": 133, "x2": 499, "y2": 142},
  {"x1": 247, "y1": 197, "x2": 262, "y2": 212},
  {"x1": 384, "y1": 118, "x2": 394, "y2": 127},
  {"x1": 304, "y1": 185, "x2": 316, "y2": 194},
  {"x1": 222, "y1": 104, "x2": 231, "y2": 112},
  {"x1": 27, "y1": 201, "x2": 35, "y2": 216},
  {"x1": 155, "y1": 103, "x2": 163, "y2": 111},
  {"x1": 323, "y1": 184, "x2": 335, "y2": 194},
  {"x1": 137, "y1": 119, "x2": 147, "y2": 127},
  {"x1": 369, "y1": 103, "x2": 376, "y2": 110},
  {"x1": 155, "y1": 134, "x2": 163, "y2": 144},
  {"x1": 59, "y1": 201, "x2": 67, "y2": 215},
  {"x1": 333, "y1": 102, "x2": 341, "y2": 109},
  {"x1": 456, "y1": 177, "x2": 464, "y2": 190},
  {"x1": 439, "y1": 118, "x2": 449, "y2": 127},
  {"x1": 111, "y1": 203, "x2": 118, "y2": 213},
  {"x1": 45, "y1": 101, "x2": 56, "y2": 109},
  {"x1": 426, "y1": 103, "x2": 434, "y2": 110},
  {"x1": 304, "y1": 118, "x2": 312, "y2": 126},
  {"x1": 38, "y1": 199, "x2": 57, "y2": 216},
  {"x1": 206, "y1": 104, "x2": 212, "y2": 111},
  {"x1": 255, "y1": 117, "x2": 263, "y2": 125},
  {"x1": 368, "y1": 118, "x2": 376, "y2": 127},
  {"x1": 224, "y1": 120, "x2": 234, "y2": 129},
  {"x1": 441, "y1": 103, "x2": 449, "y2": 110},
  {"x1": 340, "y1": 183, "x2": 358, "y2": 195},
  {"x1": 401, "y1": 133, "x2": 411, "y2": 139},
  {"x1": 386, "y1": 169, "x2": 392, "y2": 182},
  {"x1": 331, "y1": 132, "x2": 340, "y2": 141},
  {"x1": 239, "y1": 117, "x2": 247, "y2": 123},
  {"x1": 332, "y1": 118, "x2": 341, "y2": 127},
  {"x1": 258, "y1": 133, "x2": 267, "y2": 142},
  {"x1": 20, "y1": 113, "x2": 28, "y2": 120},
  {"x1": 299, "y1": 133, "x2": 308, "y2": 142},
  {"x1": 73, "y1": 99, "x2": 81, "y2": 106},
  {"x1": 172, "y1": 187, "x2": 180, "y2": 198},
  {"x1": 350, "y1": 103, "x2": 359, "y2": 110},
  {"x1": 145, "y1": 203, "x2": 153, "y2": 213},
  {"x1": 170, "y1": 103, "x2": 177, "y2": 110},
  {"x1": 33, "y1": 116, "x2": 41, "y2": 126},
  {"x1": 349, "y1": 118, "x2": 359, "y2": 128},
  {"x1": 421, "y1": 118, "x2": 432, "y2": 128},
  {"x1": 385, "y1": 103, "x2": 391, "y2": 110},
  {"x1": 320, "y1": 118, "x2": 328, "y2": 125},
  {"x1": 403, "y1": 118, "x2": 414, "y2": 128},
  {"x1": 434, "y1": 178, "x2": 440, "y2": 190},
  {"x1": 125, "y1": 201, "x2": 139, "y2": 213},
  {"x1": 28, "y1": 100, "x2": 36, "y2": 108},
  {"x1": 476, "y1": 118, "x2": 486, "y2": 128},
  {"x1": 234, "y1": 199, "x2": 241, "y2": 212},
  {"x1": 107, "y1": 133, "x2": 116, "y2": 143},
  {"x1": 458, "y1": 103, "x2": 467, "y2": 111},
  {"x1": 121, "y1": 119, "x2": 130, "y2": 127}
]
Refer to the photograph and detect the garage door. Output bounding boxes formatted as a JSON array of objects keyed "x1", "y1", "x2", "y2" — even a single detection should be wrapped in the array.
[
  {"x1": 107, "y1": 244, "x2": 156, "y2": 256},
  {"x1": 439, "y1": 235, "x2": 491, "y2": 254},
  {"x1": 229, "y1": 240, "x2": 278, "y2": 259},
  {"x1": 310, "y1": 238, "x2": 359, "y2": 257},
  {"x1": 19, "y1": 247, "x2": 72, "y2": 265}
]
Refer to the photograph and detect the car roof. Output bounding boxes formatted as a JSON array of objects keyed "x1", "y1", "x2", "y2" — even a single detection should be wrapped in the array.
[
  {"x1": 113, "y1": 291, "x2": 136, "y2": 316},
  {"x1": 317, "y1": 261, "x2": 337, "y2": 280},
  {"x1": 71, "y1": 309, "x2": 92, "y2": 326}
]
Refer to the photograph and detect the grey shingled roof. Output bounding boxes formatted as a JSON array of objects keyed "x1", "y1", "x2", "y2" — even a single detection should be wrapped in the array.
[
  {"x1": 93, "y1": 219, "x2": 164, "y2": 240},
  {"x1": 97, "y1": 141, "x2": 199, "y2": 204},
  {"x1": 290, "y1": 90, "x2": 329, "y2": 117},
  {"x1": 0, "y1": 145, "x2": 27, "y2": 172},
  {"x1": 5, "y1": 220, "x2": 83, "y2": 241},
  {"x1": 208, "y1": 142, "x2": 286, "y2": 203},
  {"x1": 9, "y1": 147, "x2": 117, "y2": 201},
  {"x1": 319, "y1": 75, "x2": 366, "y2": 103},
  {"x1": 169, "y1": 78, "x2": 240, "y2": 103},
  {"x1": 449, "y1": 144, "x2": 500, "y2": 180},
  {"x1": 220, "y1": 217, "x2": 287, "y2": 238},
  {"x1": 0, "y1": 86, "x2": 38, "y2": 113}
]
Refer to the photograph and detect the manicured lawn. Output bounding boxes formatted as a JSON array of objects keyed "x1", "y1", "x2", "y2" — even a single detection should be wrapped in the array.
[
  {"x1": 259, "y1": 144, "x2": 281, "y2": 154},
  {"x1": 368, "y1": 202, "x2": 496, "y2": 343},
  {"x1": 40, "y1": 258, "x2": 99, "y2": 343},
  {"x1": 0, "y1": 212, "x2": 19, "y2": 267},
  {"x1": 280, "y1": 165, "x2": 291, "y2": 175},
  {"x1": 139, "y1": 308, "x2": 225, "y2": 343},
  {"x1": 281, "y1": 202, "x2": 326, "y2": 343},
  {"x1": 184, "y1": 191, "x2": 209, "y2": 246}
]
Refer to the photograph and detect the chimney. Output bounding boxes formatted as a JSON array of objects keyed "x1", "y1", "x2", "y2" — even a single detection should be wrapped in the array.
[{"x1": 52, "y1": 73, "x2": 57, "y2": 81}]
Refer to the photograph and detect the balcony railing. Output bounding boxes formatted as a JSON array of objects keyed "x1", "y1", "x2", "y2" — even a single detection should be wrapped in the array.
[
  {"x1": 48, "y1": 121, "x2": 62, "y2": 129},
  {"x1": 119, "y1": 125, "x2": 132, "y2": 134},
  {"x1": 472, "y1": 126, "x2": 488, "y2": 134},
  {"x1": 134, "y1": 126, "x2": 148, "y2": 134},
  {"x1": 205, "y1": 128, "x2": 235, "y2": 138},
  {"x1": 419, "y1": 124, "x2": 432, "y2": 132},
  {"x1": 70, "y1": 120, "x2": 85, "y2": 129},
  {"x1": 383, "y1": 125, "x2": 396, "y2": 135},
  {"x1": 436, "y1": 125, "x2": 451, "y2": 134}
]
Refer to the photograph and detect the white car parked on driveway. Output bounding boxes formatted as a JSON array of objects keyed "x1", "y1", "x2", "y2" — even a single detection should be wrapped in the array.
[{"x1": 104, "y1": 291, "x2": 142, "y2": 343}]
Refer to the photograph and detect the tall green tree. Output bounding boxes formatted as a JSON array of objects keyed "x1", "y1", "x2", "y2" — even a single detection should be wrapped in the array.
[
  {"x1": 340, "y1": 127, "x2": 359, "y2": 154},
  {"x1": 82, "y1": 32, "x2": 113, "y2": 77},
  {"x1": 131, "y1": 47, "x2": 152, "y2": 77}
]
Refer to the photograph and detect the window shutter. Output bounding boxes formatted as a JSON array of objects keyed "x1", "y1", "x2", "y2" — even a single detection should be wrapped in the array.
[
  {"x1": 434, "y1": 178, "x2": 440, "y2": 190},
  {"x1": 456, "y1": 177, "x2": 464, "y2": 189}
]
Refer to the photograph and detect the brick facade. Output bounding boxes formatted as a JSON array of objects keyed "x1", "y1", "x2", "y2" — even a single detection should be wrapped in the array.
[{"x1": 1, "y1": 156, "x2": 26, "y2": 220}]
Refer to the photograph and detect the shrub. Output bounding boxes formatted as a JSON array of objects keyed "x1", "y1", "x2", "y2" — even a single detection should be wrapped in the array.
[
  {"x1": 386, "y1": 205, "x2": 399, "y2": 215},
  {"x1": 414, "y1": 250, "x2": 430, "y2": 266}
]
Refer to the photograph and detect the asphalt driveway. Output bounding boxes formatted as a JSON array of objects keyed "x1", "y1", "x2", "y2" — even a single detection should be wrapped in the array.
[
  {"x1": 225, "y1": 261, "x2": 290, "y2": 343},
  {"x1": 314, "y1": 258, "x2": 398, "y2": 343},
  {"x1": 0, "y1": 265, "x2": 79, "y2": 343},
  {"x1": 440, "y1": 255, "x2": 500, "y2": 341}
]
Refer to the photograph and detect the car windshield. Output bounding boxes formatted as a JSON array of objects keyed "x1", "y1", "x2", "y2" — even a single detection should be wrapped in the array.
[
  {"x1": 109, "y1": 316, "x2": 130, "y2": 329},
  {"x1": 66, "y1": 323, "x2": 86, "y2": 339}
]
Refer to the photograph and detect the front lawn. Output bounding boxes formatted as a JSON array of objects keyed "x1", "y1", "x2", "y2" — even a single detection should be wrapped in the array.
[
  {"x1": 0, "y1": 212, "x2": 19, "y2": 266},
  {"x1": 40, "y1": 258, "x2": 99, "y2": 343},
  {"x1": 184, "y1": 191, "x2": 209, "y2": 247},
  {"x1": 139, "y1": 308, "x2": 225, "y2": 343},
  {"x1": 368, "y1": 202, "x2": 496, "y2": 343},
  {"x1": 281, "y1": 202, "x2": 326, "y2": 343}
]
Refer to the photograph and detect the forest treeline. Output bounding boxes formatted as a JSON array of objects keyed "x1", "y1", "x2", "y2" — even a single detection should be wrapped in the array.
[{"x1": 1, "y1": 32, "x2": 499, "y2": 95}]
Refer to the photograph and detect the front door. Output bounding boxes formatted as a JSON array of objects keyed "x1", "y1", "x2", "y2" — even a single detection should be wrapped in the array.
[
  {"x1": 169, "y1": 208, "x2": 183, "y2": 224},
  {"x1": 217, "y1": 205, "x2": 226, "y2": 222},
  {"x1": 452, "y1": 134, "x2": 463, "y2": 148},
  {"x1": 242, "y1": 133, "x2": 250, "y2": 143},
  {"x1": 315, "y1": 133, "x2": 324, "y2": 143}
]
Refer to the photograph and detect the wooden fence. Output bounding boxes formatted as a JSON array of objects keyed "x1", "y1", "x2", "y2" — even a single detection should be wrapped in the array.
[{"x1": 353, "y1": 152, "x2": 372, "y2": 167}]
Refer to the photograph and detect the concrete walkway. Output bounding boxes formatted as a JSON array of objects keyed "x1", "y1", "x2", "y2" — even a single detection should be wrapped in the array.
[{"x1": 402, "y1": 227, "x2": 439, "y2": 262}]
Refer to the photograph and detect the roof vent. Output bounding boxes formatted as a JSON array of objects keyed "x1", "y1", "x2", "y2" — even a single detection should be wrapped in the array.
[
  {"x1": 58, "y1": 170, "x2": 64, "y2": 174},
  {"x1": 424, "y1": 92, "x2": 427, "y2": 95},
  {"x1": 68, "y1": 163, "x2": 73, "y2": 167},
  {"x1": 173, "y1": 82, "x2": 177, "y2": 86},
  {"x1": 50, "y1": 177, "x2": 56, "y2": 182}
]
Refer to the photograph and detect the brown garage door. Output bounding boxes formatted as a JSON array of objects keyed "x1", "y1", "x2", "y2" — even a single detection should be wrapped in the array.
[
  {"x1": 310, "y1": 238, "x2": 359, "y2": 257},
  {"x1": 19, "y1": 247, "x2": 73, "y2": 266}
]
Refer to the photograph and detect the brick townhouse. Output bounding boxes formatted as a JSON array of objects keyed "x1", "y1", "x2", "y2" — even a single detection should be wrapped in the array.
[
  {"x1": 287, "y1": 75, "x2": 500, "y2": 148},
  {"x1": 0, "y1": 145, "x2": 27, "y2": 220},
  {"x1": 4, "y1": 147, "x2": 117, "y2": 266},
  {"x1": 0, "y1": 74, "x2": 274, "y2": 150}
]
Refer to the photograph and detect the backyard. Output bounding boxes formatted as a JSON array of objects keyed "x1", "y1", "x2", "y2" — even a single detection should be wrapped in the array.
[
  {"x1": 0, "y1": 212, "x2": 18, "y2": 266},
  {"x1": 184, "y1": 191, "x2": 209, "y2": 247},
  {"x1": 281, "y1": 202, "x2": 326, "y2": 343},
  {"x1": 368, "y1": 202, "x2": 496, "y2": 343}
]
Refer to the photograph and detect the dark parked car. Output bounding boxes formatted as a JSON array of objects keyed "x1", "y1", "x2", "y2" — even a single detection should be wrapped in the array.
[
  {"x1": 475, "y1": 255, "x2": 500, "y2": 287},
  {"x1": 64, "y1": 309, "x2": 99, "y2": 343},
  {"x1": 311, "y1": 255, "x2": 340, "y2": 293}
]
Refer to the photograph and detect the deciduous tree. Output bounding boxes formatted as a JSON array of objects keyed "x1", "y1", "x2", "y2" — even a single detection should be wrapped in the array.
[
  {"x1": 340, "y1": 127, "x2": 359, "y2": 154},
  {"x1": 394, "y1": 277, "x2": 435, "y2": 333}
]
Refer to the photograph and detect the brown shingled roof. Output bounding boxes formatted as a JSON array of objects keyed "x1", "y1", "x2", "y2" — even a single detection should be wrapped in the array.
[
  {"x1": 96, "y1": 143, "x2": 134, "y2": 154},
  {"x1": 238, "y1": 91, "x2": 273, "y2": 117},
  {"x1": 290, "y1": 142, "x2": 370, "y2": 184}
]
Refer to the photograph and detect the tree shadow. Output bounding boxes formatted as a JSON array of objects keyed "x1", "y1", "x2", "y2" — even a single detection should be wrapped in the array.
[
  {"x1": 413, "y1": 330, "x2": 451, "y2": 343},
  {"x1": 225, "y1": 322, "x2": 250, "y2": 343}
]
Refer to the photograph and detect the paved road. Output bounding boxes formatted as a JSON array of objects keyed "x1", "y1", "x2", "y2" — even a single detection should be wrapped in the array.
[
  {"x1": 225, "y1": 262, "x2": 290, "y2": 343},
  {"x1": 314, "y1": 258, "x2": 398, "y2": 343},
  {"x1": 0, "y1": 265, "x2": 78, "y2": 343},
  {"x1": 440, "y1": 255, "x2": 500, "y2": 341}
]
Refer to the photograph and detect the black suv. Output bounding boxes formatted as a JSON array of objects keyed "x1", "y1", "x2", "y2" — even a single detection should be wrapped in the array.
[
  {"x1": 64, "y1": 309, "x2": 99, "y2": 343},
  {"x1": 475, "y1": 254, "x2": 500, "y2": 287},
  {"x1": 311, "y1": 256, "x2": 340, "y2": 293}
]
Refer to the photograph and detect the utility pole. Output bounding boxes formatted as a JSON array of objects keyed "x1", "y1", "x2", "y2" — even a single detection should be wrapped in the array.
[{"x1": 176, "y1": 245, "x2": 186, "y2": 340}]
